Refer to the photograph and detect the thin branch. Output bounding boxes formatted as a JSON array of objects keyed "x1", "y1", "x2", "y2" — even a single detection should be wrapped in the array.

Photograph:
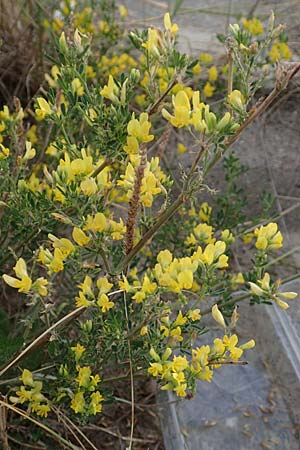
[{"x1": 123, "y1": 292, "x2": 135, "y2": 450}]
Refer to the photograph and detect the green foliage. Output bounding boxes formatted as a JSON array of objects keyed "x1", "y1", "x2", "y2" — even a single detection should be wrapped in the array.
[{"x1": 0, "y1": 2, "x2": 298, "y2": 447}]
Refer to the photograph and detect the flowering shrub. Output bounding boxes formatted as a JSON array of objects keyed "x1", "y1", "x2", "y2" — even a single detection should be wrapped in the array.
[{"x1": 0, "y1": 2, "x2": 299, "y2": 447}]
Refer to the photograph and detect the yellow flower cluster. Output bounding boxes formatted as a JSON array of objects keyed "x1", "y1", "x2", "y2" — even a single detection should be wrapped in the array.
[
  {"x1": 53, "y1": 150, "x2": 111, "y2": 201},
  {"x1": 97, "y1": 53, "x2": 137, "y2": 78},
  {"x1": 242, "y1": 17, "x2": 264, "y2": 35},
  {"x1": 123, "y1": 112, "x2": 154, "y2": 155},
  {"x1": 185, "y1": 223, "x2": 215, "y2": 246},
  {"x1": 70, "y1": 365, "x2": 104, "y2": 415},
  {"x1": 38, "y1": 233, "x2": 76, "y2": 274},
  {"x1": 249, "y1": 272, "x2": 297, "y2": 309},
  {"x1": 254, "y1": 222, "x2": 283, "y2": 251},
  {"x1": 84, "y1": 212, "x2": 126, "y2": 240},
  {"x1": 142, "y1": 13, "x2": 178, "y2": 57},
  {"x1": 151, "y1": 242, "x2": 228, "y2": 295},
  {"x1": 159, "y1": 309, "x2": 201, "y2": 345},
  {"x1": 154, "y1": 249, "x2": 198, "y2": 293},
  {"x1": 148, "y1": 334, "x2": 254, "y2": 397},
  {"x1": 3, "y1": 258, "x2": 48, "y2": 296},
  {"x1": 75, "y1": 275, "x2": 114, "y2": 312},
  {"x1": 269, "y1": 41, "x2": 292, "y2": 62},
  {"x1": 162, "y1": 89, "x2": 237, "y2": 134},
  {"x1": 10, "y1": 369, "x2": 51, "y2": 417}
]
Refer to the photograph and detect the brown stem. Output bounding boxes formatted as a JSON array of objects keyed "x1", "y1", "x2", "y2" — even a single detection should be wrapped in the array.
[
  {"x1": 91, "y1": 158, "x2": 111, "y2": 178},
  {"x1": 0, "y1": 306, "x2": 86, "y2": 377},
  {"x1": 204, "y1": 63, "x2": 300, "y2": 176},
  {"x1": 147, "y1": 79, "x2": 177, "y2": 116}
]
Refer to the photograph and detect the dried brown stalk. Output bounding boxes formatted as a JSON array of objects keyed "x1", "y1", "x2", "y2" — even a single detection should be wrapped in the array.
[{"x1": 124, "y1": 143, "x2": 147, "y2": 257}]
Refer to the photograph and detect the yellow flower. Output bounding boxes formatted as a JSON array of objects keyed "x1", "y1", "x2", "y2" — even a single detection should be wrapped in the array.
[
  {"x1": 76, "y1": 366, "x2": 91, "y2": 388},
  {"x1": 162, "y1": 90, "x2": 191, "y2": 128},
  {"x1": 172, "y1": 355, "x2": 188, "y2": 372},
  {"x1": 15, "y1": 386, "x2": 32, "y2": 403},
  {"x1": 268, "y1": 42, "x2": 291, "y2": 62},
  {"x1": 208, "y1": 65, "x2": 218, "y2": 82},
  {"x1": 142, "y1": 28, "x2": 161, "y2": 56},
  {"x1": 157, "y1": 249, "x2": 173, "y2": 268},
  {"x1": 177, "y1": 143, "x2": 187, "y2": 154},
  {"x1": 242, "y1": 232, "x2": 254, "y2": 244},
  {"x1": 240, "y1": 339, "x2": 255, "y2": 350},
  {"x1": 170, "y1": 326, "x2": 183, "y2": 342},
  {"x1": 132, "y1": 291, "x2": 146, "y2": 303},
  {"x1": 97, "y1": 293, "x2": 114, "y2": 312},
  {"x1": 173, "y1": 311, "x2": 187, "y2": 327},
  {"x1": 248, "y1": 281, "x2": 264, "y2": 296},
  {"x1": 72, "y1": 227, "x2": 90, "y2": 246},
  {"x1": 188, "y1": 309, "x2": 201, "y2": 321},
  {"x1": 203, "y1": 82, "x2": 215, "y2": 98},
  {"x1": 80, "y1": 177, "x2": 98, "y2": 196},
  {"x1": 192, "y1": 63, "x2": 201, "y2": 75},
  {"x1": 199, "y1": 202, "x2": 212, "y2": 223},
  {"x1": 71, "y1": 78, "x2": 84, "y2": 96},
  {"x1": 140, "y1": 326, "x2": 148, "y2": 336},
  {"x1": 164, "y1": 12, "x2": 179, "y2": 35},
  {"x1": 174, "y1": 383, "x2": 187, "y2": 397},
  {"x1": 49, "y1": 248, "x2": 65, "y2": 273},
  {"x1": 35, "y1": 98, "x2": 51, "y2": 121},
  {"x1": 231, "y1": 272, "x2": 245, "y2": 285},
  {"x1": 177, "y1": 270, "x2": 193, "y2": 289},
  {"x1": 100, "y1": 75, "x2": 119, "y2": 102},
  {"x1": 3, "y1": 258, "x2": 32, "y2": 293},
  {"x1": 34, "y1": 403, "x2": 51, "y2": 417},
  {"x1": 221, "y1": 229, "x2": 235, "y2": 244},
  {"x1": 242, "y1": 17, "x2": 264, "y2": 35},
  {"x1": 20, "y1": 369, "x2": 34, "y2": 387},
  {"x1": 118, "y1": 275, "x2": 131, "y2": 292},
  {"x1": 75, "y1": 291, "x2": 91, "y2": 308},
  {"x1": 89, "y1": 391, "x2": 104, "y2": 415},
  {"x1": 0, "y1": 144, "x2": 9, "y2": 160},
  {"x1": 84, "y1": 213, "x2": 108, "y2": 232},
  {"x1": 228, "y1": 90, "x2": 245, "y2": 110},
  {"x1": 254, "y1": 222, "x2": 283, "y2": 250},
  {"x1": 148, "y1": 362, "x2": 163, "y2": 377},
  {"x1": 127, "y1": 112, "x2": 154, "y2": 143},
  {"x1": 142, "y1": 274, "x2": 157, "y2": 294},
  {"x1": 71, "y1": 391, "x2": 85, "y2": 414},
  {"x1": 32, "y1": 277, "x2": 48, "y2": 296},
  {"x1": 97, "y1": 277, "x2": 113, "y2": 294},
  {"x1": 119, "y1": 5, "x2": 128, "y2": 18},
  {"x1": 22, "y1": 141, "x2": 36, "y2": 161},
  {"x1": 71, "y1": 343, "x2": 86, "y2": 362},
  {"x1": 199, "y1": 53, "x2": 213, "y2": 64},
  {"x1": 49, "y1": 235, "x2": 75, "y2": 258},
  {"x1": 86, "y1": 65, "x2": 96, "y2": 78}
]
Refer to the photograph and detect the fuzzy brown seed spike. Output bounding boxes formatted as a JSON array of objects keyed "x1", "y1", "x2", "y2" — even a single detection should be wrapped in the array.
[{"x1": 124, "y1": 144, "x2": 147, "y2": 257}]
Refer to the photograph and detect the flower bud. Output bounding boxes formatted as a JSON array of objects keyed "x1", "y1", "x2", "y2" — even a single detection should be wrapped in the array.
[
  {"x1": 212, "y1": 304, "x2": 226, "y2": 328},
  {"x1": 162, "y1": 347, "x2": 172, "y2": 362},
  {"x1": 81, "y1": 319, "x2": 93, "y2": 332},
  {"x1": 150, "y1": 347, "x2": 160, "y2": 362},
  {"x1": 59, "y1": 32, "x2": 68, "y2": 54},
  {"x1": 130, "y1": 68, "x2": 140, "y2": 84},
  {"x1": 240, "y1": 339, "x2": 255, "y2": 350},
  {"x1": 74, "y1": 29, "x2": 82, "y2": 50},
  {"x1": 249, "y1": 282, "x2": 264, "y2": 296}
]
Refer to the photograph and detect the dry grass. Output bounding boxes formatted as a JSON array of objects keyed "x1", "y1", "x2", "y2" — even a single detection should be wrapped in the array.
[{"x1": 0, "y1": 0, "x2": 45, "y2": 107}]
